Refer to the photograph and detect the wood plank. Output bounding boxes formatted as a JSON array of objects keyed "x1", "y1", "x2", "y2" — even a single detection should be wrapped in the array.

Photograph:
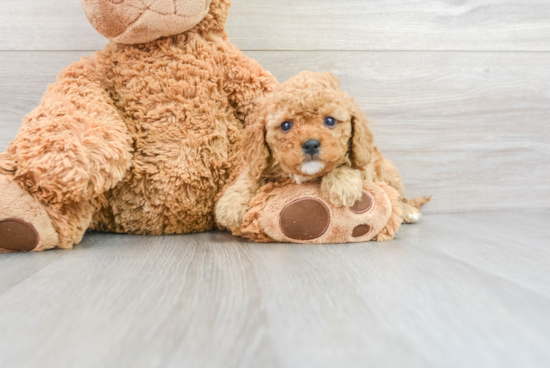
[
  {"x1": 1, "y1": 0, "x2": 550, "y2": 51},
  {"x1": 1, "y1": 51, "x2": 549, "y2": 213},
  {"x1": 0, "y1": 0, "x2": 106, "y2": 51},
  {"x1": 229, "y1": 0, "x2": 550, "y2": 52},
  {"x1": 0, "y1": 210, "x2": 549, "y2": 367}
]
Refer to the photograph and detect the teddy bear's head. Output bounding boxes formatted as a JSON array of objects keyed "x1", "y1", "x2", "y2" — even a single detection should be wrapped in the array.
[{"x1": 81, "y1": 0, "x2": 231, "y2": 44}]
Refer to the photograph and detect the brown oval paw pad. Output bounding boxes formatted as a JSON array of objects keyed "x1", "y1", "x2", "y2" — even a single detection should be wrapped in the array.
[
  {"x1": 280, "y1": 198, "x2": 330, "y2": 241},
  {"x1": 0, "y1": 219, "x2": 39, "y2": 252},
  {"x1": 352, "y1": 224, "x2": 371, "y2": 238},
  {"x1": 350, "y1": 191, "x2": 374, "y2": 214}
]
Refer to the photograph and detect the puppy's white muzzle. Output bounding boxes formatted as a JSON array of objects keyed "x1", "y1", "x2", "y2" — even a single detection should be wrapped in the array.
[{"x1": 301, "y1": 161, "x2": 325, "y2": 176}]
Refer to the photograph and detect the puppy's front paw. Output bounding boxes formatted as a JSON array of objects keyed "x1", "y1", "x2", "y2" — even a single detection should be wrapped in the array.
[
  {"x1": 321, "y1": 170, "x2": 363, "y2": 207},
  {"x1": 216, "y1": 197, "x2": 249, "y2": 229}
]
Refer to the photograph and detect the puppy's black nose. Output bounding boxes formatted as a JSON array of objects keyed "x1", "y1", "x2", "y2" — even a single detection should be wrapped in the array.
[{"x1": 303, "y1": 140, "x2": 321, "y2": 156}]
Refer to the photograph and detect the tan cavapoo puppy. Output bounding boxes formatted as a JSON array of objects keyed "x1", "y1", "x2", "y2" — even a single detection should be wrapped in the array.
[{"x1": 216, "y1": 71, "x2": 427, "y2": 231}]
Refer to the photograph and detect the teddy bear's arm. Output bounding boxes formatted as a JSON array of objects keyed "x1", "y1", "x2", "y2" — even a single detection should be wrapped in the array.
[
  {"x1": 0, "y1": 57, "x2": 132, "y2": 206},
  {"x1": 223, "y1": 48, "x2": 278, "y2": 125}
]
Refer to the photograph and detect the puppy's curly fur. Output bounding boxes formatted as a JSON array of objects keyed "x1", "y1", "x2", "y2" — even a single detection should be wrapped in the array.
[{"x1": 217, "y1": 71, "x2": 428, "y2": 230}]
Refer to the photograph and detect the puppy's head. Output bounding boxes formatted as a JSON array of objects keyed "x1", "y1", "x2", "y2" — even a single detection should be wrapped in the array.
[{"x1": 245, "y1": 71, "x2": 373, "y2": 181}]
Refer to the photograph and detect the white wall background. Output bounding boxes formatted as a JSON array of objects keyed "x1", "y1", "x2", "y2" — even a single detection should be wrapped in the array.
[{"x1": 1, "y1": 0, "x2": 549, "y2": 213}]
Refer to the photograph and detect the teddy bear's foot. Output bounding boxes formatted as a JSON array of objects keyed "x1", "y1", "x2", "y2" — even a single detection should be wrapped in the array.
[
  {"x1": 0, "y1": 175, "x2": 58, "y2": 252},
  {"x1": 239, "y1": 181, "x2": 402, "y2": 244}
]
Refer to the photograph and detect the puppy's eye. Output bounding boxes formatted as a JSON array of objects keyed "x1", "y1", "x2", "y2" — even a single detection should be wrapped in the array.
[
  {"x1": 281, "y1": 121, "x2": 293, "y2": 132},
  {"x1": 324, "y1": 117, "x2": 337, "y2": 128}
]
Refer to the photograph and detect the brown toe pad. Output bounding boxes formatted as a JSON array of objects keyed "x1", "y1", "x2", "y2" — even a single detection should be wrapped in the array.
[
  {"x1": 350, "y1": 191, "x2": 374, "y2": 214},
  {"x1": 0, "y1": 219, "x2": 39, "y2": 252},
  {"x1": 352, "y1": 224, "x2": 371, "y2": 238}
]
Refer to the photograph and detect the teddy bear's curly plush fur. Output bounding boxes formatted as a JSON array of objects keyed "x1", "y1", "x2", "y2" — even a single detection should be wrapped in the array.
[{"x1": 0, "y1": 0, "x2": 277, "y2": 252}]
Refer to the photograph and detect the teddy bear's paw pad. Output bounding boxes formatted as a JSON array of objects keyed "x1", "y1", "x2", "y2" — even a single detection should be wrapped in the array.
[
  {"x1": 352, "y1": 224, "x2": 371, "y2": 238},
  {"x1": 350, "y1": 191, "x2": 374, "y2": 214},
  {"x1": 0, "y1": 219, "x2": 39, "y2": 252},
  {"x1": 280, "y1": 198, "x2": 330, "y2": 241}
]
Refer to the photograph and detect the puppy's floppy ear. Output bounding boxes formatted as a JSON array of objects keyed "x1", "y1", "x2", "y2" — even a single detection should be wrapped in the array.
[
  {"x1": 243, "y1": 112, "x2": 270, "y2": 180},
  {"x1": 349, "y1": 103, "x2": 374, "y2": 171}
]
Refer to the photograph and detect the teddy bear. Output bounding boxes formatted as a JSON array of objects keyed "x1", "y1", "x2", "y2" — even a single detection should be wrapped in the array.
[{"x1": 0, "y1": 0, "x2": 278, "y2": 252}]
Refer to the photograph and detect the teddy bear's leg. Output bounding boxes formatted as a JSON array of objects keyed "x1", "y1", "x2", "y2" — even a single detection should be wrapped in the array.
[
  {"x1": 0, "y1": 171, "x2": 99, "y2": 252},
  {"x1": 0, "y1": 58, "x2": 132, "y2": 251},
  {"x1": 0, "y1": 175, "x2": 58, "y2": 252}
]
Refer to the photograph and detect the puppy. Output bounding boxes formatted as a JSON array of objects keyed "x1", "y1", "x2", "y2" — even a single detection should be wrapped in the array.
[{"x1": 216, "y1": 71, "x2": 427, "y2": 231}]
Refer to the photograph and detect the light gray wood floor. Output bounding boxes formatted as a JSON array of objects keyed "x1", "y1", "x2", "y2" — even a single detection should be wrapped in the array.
[{"x1": 0, "y1": 210, "x2": 548, "y2": 368}]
